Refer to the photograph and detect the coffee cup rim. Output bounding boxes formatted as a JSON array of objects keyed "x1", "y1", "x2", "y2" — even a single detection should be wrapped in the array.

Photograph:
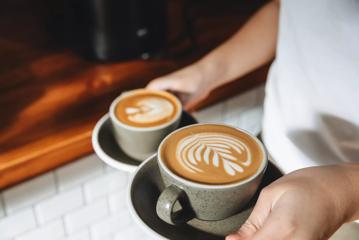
[
  {"x1": 109, "y1": 89, "x2": 182, "y2": 132},
  {"x1": 157, "y1": 123, "x2": 268, "y2": 189}
]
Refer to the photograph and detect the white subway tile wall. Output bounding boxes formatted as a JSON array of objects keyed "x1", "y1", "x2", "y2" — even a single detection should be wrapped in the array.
[
  {"x1": 15, "y1": 220, "x2": 65, "y2": 240},
  {"x1": 108, "y1": 191, "x2": 127, "y2": 214},
  {"x1": 0, "y1": 86, "x2": 265, "y2": 240},
  {"x1": 35, "y1": 188, "x2": 84, "y2": 224},
  {"x1": 0, "y1": 209, "x2": 36, "y2": 240},
  {"x1": 64, "y1": 198, "x2": 109, "y2": 234},
  {"x1": 61, "y1": 230, "x2": 90, "y2": 240},
  {"x1": 55, "y1": 155, "x2": 105, "y2": 192},
  {"x1": 83, "y1": 172, "x2": 127, "y2": 202},
  {"x1": 90, "y1": 214, "x2": 131, "y2": 240},
  {"x1": 3, "y1": 173, "x2": 56, "y2": 214}
]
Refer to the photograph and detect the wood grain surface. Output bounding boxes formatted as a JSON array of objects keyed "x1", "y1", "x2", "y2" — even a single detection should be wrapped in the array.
[{"x1": 0, "y1": 0, "x2": 268, "y2": 189}]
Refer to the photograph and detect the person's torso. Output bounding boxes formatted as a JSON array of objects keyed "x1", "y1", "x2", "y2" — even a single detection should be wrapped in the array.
[{"x1": 263, "y1": 0, "x2": 359, "y2": 173}]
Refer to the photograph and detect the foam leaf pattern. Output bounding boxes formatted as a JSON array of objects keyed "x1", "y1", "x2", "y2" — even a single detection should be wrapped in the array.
[
  {"x1": 125, "y1": 97, "x2": 174, "y2": 124},
  {"x1": 176, "y1": 133, "x2": 252, "y2": 176}
]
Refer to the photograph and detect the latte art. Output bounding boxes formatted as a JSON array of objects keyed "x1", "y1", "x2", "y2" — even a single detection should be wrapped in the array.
[
  {"x1": 176, "y1": 133, "x2": 252, "y2": 176},
  {"x1": 115, "y1": 90, "x2": 180, "y2": 128},
  {"x1": 161, "y1": 124, "x2": 264, "y2": 184},
  {"x1": 125, "y1": 97, "x2": 174, "y2": 124}
]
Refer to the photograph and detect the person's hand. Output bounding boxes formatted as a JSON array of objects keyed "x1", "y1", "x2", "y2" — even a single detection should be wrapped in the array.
[
  {"x1": 226, "y1": 165, "x2": 357, "y2": 240},
  {"x1": 146, "y1": 64, "x2": 213, "y2": 107}
]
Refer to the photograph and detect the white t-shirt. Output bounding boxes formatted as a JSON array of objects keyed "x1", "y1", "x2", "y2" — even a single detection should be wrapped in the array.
[{"x1": 262, "y1": 0, "x2": 359, "y2": 174}]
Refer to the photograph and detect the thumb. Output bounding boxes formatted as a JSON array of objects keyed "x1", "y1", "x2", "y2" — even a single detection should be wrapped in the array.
[
  {"x1": 147, "y1": 77, "x2": 187, "y2": 93},
  {"x1": 146, "y1": 78, "x2": 173, "y2": 91},
  {"x1": 226, "y1": 220, "x2": 259, "y2": 240},
  {"x1": 226, "y1": 190, "x2": 273, "y2": 240}
]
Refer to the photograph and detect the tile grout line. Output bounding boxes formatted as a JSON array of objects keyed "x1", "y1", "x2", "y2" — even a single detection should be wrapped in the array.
[
  {"x1": 61, "y1": 215, "x2": 69, "y2": 237},
  {"x1": 53, "y1": 170, "x2": 61, "y2": 194},
  {"x1": 0, "y1": 192, "x2": 6, "y2": 217},
  {"x1": 62, "y1": 182, "x2": 88, "y2": 236},
  {"x1": 52, "y1": 172, "x2": 70, "y2": 237},
  {"x1": 13, "y1": 216, "x2": 60, "y2": 239},
  {"x1": 71, "y1": 195, "x2": 111, "y2": 240},
  {"x1": 87, "y1": 228, "x2": 93, "y2": 240},
  {"x1": 101, "y1": 161, "x2": 107, "y2": 173},
  {"x1": 81, "y1": 182, "x2": 89, "y2": 206},
  {"x1": 32, "y1": 204, "x2": 41, "y2": 227},
  {"x1": 106, "y1": 194, "x2": 112, "y2": 215},
  {"x1": 92, "y1": 192, "x2": 117, "y2": 239},
  {"x1": 32, "y1": 172, "x2": 57, "y2": 227}
]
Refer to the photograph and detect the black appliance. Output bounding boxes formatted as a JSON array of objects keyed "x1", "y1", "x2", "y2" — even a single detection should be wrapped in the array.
[{"x1": 65, "y1": 0, "x2": 167, "y2": 61}]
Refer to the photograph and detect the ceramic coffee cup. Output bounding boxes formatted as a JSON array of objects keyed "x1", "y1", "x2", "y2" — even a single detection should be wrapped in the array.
[
  {"x1": 109, "y1": 89, "x2": 182, "y2": 161},
  {"x1": 156, "y1": 124, "x2": 268, "y2": 225}
]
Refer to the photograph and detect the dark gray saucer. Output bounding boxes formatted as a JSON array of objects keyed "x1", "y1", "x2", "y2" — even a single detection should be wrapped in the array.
[
  {"x1": 128, "y1": 155, "x2": 283, "y2": 240},
  {"x1": 92, "y1": 111, "x2": 197, "y2": 172}
]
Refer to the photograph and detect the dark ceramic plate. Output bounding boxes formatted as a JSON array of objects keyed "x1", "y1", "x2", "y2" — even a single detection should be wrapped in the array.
[{"x1": 128, "y1": 155, "x2": 283, "y2": 240}]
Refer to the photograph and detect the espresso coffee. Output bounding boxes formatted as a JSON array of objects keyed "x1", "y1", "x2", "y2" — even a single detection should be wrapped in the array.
[
  {"x1": 115, "y1": 89, "x2": 181, "y2": 128},
  {"x1": 160, "y1": 124, "x2": 264, "y2": 184}
]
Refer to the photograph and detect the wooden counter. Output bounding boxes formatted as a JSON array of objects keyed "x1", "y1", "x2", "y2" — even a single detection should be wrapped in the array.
[{"x1": 0, "y1": 0, "x2": 268, "y2": 189}]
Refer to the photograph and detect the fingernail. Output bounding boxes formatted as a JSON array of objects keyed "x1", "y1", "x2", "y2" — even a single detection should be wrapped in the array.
[{"x1": 225, "y1": 234, "x2": 238, "y2": 240}]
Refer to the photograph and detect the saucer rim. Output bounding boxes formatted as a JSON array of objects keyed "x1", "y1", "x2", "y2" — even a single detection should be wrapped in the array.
[
  {"x1": 92, "y1": 114, "x2": 138, "y2": 173},
  {"x1": 127, "y1": 155, "x2": 168, "y2": 240}
]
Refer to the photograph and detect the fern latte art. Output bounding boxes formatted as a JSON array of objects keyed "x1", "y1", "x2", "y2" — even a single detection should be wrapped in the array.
[
  {"x1": 115, "y1": 89, "x2": 181, "y2": 128},
  {"x1": 160, "y1": 124, "x2": 264, "y2": 184}
]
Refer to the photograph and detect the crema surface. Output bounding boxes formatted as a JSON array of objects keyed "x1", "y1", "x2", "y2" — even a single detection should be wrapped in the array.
[
  {"x1": 161, "y1": 125, "x2": 264, "y2": 184},
  {"x1": 115, "y1": 90, "x2": 179, "y2": 128}
]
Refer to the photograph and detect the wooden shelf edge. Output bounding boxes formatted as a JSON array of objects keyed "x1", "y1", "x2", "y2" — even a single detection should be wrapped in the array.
[{"x1": 0, "y1": 131, "x2": 93, "y2": 189}]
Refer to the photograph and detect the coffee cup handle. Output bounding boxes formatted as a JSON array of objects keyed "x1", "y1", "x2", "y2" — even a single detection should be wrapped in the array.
[{"x1": 156, "y1": 185, "x2": 195, "y2": 225}]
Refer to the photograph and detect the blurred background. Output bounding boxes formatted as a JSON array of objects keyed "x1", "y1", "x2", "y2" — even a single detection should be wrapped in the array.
[
  {"x1": 0, "y1": 0, "x2": 269, "y2": 189},
  {"x1": 0, "y1": 1, "x2": 270, "y2": 239}
]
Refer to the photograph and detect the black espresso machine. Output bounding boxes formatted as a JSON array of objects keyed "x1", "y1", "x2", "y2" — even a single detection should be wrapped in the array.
[{"x1": 64, "y1": 0, "x2": 167, "y2": 61}]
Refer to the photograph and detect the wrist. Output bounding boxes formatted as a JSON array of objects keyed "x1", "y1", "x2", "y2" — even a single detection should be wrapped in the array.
[
  {"x1": 194, "y1": 55, "x2": 224, "y2": 90},
  {"x1": 322, "y1": 164, "x2": 359, "y2": 224},
  {"x1": 338, "y1": 163, "x2": 359, "y2": 222},
  {"x1": 306, "y1": 165, "x2": 358, "y2": 228}
]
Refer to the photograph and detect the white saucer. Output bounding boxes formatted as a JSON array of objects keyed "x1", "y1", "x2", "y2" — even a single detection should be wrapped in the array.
[{"x1": 92, "y1": 112, "x2": 197, "y2": 172}]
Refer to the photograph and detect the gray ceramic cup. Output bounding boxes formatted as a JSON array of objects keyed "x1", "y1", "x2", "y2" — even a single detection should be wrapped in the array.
[
  {"x1": 156, "y1": 124, "x2": 268, "y2": 225},
  {"x1": 109, "y1": 89, "x2": 182, "y2": 161}
]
